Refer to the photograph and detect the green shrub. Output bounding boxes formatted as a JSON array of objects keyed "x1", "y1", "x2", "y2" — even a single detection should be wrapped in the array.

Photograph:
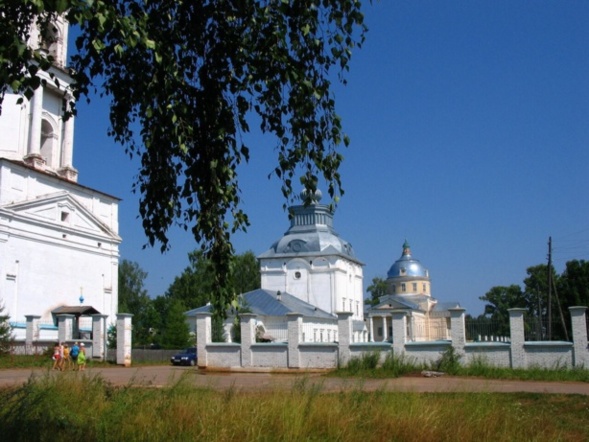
[
  {"x1": 434, "y1": 346, "x2": 462, "y2": 375},
  {"x1": 381, "y1": 352, "x2": 422, "y2": 377}
]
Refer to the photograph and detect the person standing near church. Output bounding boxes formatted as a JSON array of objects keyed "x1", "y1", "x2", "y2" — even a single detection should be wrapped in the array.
[
  {"x1": 77, "y1": 343, "x2": 87, "y2": 371},
  {"x1": 70, "y1": 342, "x2": 80, "y2": 370},
  {"x1": 52, "y1": 342, "x2": 61, "y2": 370},
  {"x1": 60, "y1": 343, "x2": 71, "y2": 371}
]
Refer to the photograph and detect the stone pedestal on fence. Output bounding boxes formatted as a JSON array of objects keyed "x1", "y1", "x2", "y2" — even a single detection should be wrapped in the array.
[
  {"x1": 449, "y1": 308, "x2": 466, "y2": 356},
  {"x1": 508, "y1": 308, "x2": 527, "y2": 369},
  {"x1": 569, "y1": 306, "x2": 589, "y2": 367},
  {"x1": 25, "y1": 315, "x2": 41, "y2": 346},
  {"x1": 391, "y1": 310, "x2": 407, "y2": 354},
  {"x1": 116, "y1": 313, "x2": 133, "y2": 367},
  {"x1": 91, "y1": 314, "x2": 108, "y2": 360},
  {"x1": 196, "y1": 312, "x2": 211, "y2": 368},
  {"x1": 287, "y1": 313, "x2": 303, "y2": 368},
  {"x1": 57, "y1": 314, "x2": 74, "y2": 344},
  {"x1": 337, "y1": 312, "x2": 353, "y2": 366},
  {"x1": 240, "y1": 314, "x2": 256, "y2": 368}
]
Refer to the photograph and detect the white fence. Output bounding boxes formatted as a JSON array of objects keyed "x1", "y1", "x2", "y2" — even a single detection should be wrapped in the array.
[{"x1": 195, "y1": 307, "x2": 589, "y2": 371}]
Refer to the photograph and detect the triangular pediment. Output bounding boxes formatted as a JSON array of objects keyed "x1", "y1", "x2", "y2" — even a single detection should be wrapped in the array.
[
  {"x1": 1, "y1": 191, "x2": 120, "y2": 240},
  {"x1": 370, "y1": 294, "x2": 425, "y2": 312}
]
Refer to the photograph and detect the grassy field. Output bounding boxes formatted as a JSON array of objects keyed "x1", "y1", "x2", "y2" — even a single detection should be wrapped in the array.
[
  {"x1": 0, "y1": 353, "x2": 165, "y2": 370},
  {"x1": 0, "y1": 372, "x2": 587, "y2": 441}
]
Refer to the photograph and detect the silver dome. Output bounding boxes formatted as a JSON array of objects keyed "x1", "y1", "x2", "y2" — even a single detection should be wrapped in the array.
[
  {"x1": 386, "y1": 241, "x2": 429, "y2": 279},
  {"x1": 258, "y1": 196, "x2": 360, "y2": 262}
]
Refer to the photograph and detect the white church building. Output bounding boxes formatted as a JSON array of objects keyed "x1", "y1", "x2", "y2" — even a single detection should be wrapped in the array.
[
  {"x1": 0, "y1": 17, "x2": 121, "y2": 341},
  {"x1": 188, "y1": 189, "x2": 367, "y2": 343}
]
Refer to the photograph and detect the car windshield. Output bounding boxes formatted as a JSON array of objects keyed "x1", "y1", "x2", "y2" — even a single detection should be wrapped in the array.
[{"x1": 185, "y1": 348, "x2": 196, "y2": 354}]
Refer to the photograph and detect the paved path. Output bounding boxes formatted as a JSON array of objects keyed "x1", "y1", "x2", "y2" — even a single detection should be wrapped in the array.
[{"x1": 1, "y1": 366, "x2": 588, "y2": 395}]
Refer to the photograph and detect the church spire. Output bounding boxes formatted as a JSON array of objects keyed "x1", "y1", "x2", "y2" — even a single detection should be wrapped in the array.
[{"x1": 402, "y1": 240, "x2": 411, "y2": 257}]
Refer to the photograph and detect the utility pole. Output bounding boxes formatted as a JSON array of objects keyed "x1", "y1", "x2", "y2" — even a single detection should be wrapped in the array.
[{"x1": 547, "y1": 236, "x2": 552, "y2": 340}]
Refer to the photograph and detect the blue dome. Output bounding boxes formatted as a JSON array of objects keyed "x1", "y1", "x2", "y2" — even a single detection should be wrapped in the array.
[{"x1": 386, "y1": 241, "x2": 429, "y2": 279}]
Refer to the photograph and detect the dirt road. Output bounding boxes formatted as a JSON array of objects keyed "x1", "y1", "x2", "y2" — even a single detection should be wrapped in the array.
[{"x1": 1, "y1": 366, "x2": 588, "y2": 395}]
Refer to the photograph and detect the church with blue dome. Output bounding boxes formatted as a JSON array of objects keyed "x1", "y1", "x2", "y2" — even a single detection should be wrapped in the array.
[
  {"x1": 188, "y1": 191, "x2": 457, "y2": 344},
  {"x1": 365, "y1": 241, "x2": 460, "y2": 342}
]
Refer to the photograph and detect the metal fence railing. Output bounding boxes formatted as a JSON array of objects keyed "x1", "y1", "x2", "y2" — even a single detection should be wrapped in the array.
[
  {"x1": 524, "y1": 317, "x2": 571, "y2": 342},
  {"x1": 408, "y1": 322, "x2": 449, "y2": 342},
  {"x1": 465, "y1": 319, "x2": 509, "y2": 343}
]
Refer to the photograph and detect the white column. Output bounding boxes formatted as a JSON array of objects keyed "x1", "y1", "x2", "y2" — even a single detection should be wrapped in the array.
[
  {"x1": 382, "y1": 316, "x2": 388, "y2": 342},
  {"x1": 337, "y1": 311, "x2": 354, "y2": 366},
  {"x1": 61, "y1": 99, "x2": 74, "y2": 168},
  {"x1": 57, "y1": 95, "x2": 79, "y2": 181},
  {"x1": 91, "y1": 314, "x2": 108, "y2": 361},
  {"x1": 391, "y1": 309, "x2": 407, "y2": 354},
  {"x1": 57, "y1": 314, "x2": 74, "y2": 343},
  {"x1": 287, "y1": 313, "x2": 303, "y2": 368},
  {"x1": 195, "y1": 313, "x2": 211, "y2": 368},
  {"x1": 569, "y1": 306, "x2": 589, "y2": 367},
  {"x1": 508, "y1": 308, "x2": 526, "y2": 369},
  {"x1": 28, "y1": 87, "x2": 43, "y2": 156},
  {"x1": 368, "y1": 316, "x2": 374, "y2": 342},
  {"x1": 240, "y1": 313, "x2": 256, "y2": 368},
  {"x1": 116, "y1": 313, "x2": 133, "y2": 367},
  {"x1": 449, "y1": 308, "x2": 466, "y2": 357},
  {"x1": 25, "y1": 315, "x2": 41, "y2": 347}
]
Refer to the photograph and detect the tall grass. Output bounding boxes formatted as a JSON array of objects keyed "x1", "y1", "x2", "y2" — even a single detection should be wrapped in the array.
[{"x1": 0, "y1": 373, "x2": 587, "y2": 441}]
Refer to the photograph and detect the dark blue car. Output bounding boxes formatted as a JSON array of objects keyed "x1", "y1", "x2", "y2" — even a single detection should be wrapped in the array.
[{"x1": 170, "y1": 347, "x2": 197, "y2": 366}]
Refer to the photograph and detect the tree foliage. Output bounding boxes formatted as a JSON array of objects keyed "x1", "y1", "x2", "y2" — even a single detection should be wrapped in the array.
[
  {"x1": 480, "y1": 260, "x2": 589, "y2": 340},
  {"x1": 118, "y1": 259, "x2": 157, "y2": 346},
  {"x1": 165, "y1": 250, "x2": 261, "y2": 310},
  {"x1": 479, "y1": 284, "x2": 528, "y2": 336},
  {"x1": 557, "y1": 260, "x2": 589, "y2": 308},
  {"x1": 1, "y1": 0, "x2": 367, "y2": 318},
  {"x1": 365, "y1": 276, "x2": 387, "y2": 306},
  {"x1": 0, "y1": 302, "x2": 14, "y2": 355},
  {"x1": 159, "y1": 299, "x2": 191, "y2": 349}
]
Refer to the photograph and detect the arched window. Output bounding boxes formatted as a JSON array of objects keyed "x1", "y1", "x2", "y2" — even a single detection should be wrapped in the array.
[{"x1": 40, "y1": 119, "x2": 56, "y2": 167}]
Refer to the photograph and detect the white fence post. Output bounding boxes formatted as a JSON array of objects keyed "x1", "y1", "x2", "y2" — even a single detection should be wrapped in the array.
[
  {"x1": 116, "y1": 313, "x2": 133, "y2": 367},
  {"x1": 25, "y1": 315, "x2": 41, "y2": 349},
  {"x1": 569, "y1": 306, "x2": 588, "y2": 367},
  {"x1": 449, "y1": 308, "x2": 466, "y2": 357},
  {"x1": 240, "y1": 313, "x2": 256, "y2": 368},
  {"x1": 287, "y1": 313, "x2": 303, "y2": 368},
  {"x1": 195, "y1": 312, "x2": 211, "y2": 368},
  {"x1": 57, "y1": 314, "x2": 74, "y2": 344},
  {"x1": 508, "y1": 308, "x2": 526, "y2": 369},
  {"x1": 337, "y1": 311, "x2": 353, "y2": 366},
  {"x1": 91, "y1": 314, "x2": 108, "y2": 361},
  {"x1": 391, "y1": 310, "x2": 407, "y2": 355}
]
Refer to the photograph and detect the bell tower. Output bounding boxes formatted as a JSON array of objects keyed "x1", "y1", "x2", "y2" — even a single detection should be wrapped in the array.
[{"x1": 0, "y1": 15, "x2": 78, "y2": 181}]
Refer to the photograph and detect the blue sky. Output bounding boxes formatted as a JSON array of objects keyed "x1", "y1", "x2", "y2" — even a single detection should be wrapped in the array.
[{"x1": 72, "y1": 1, "x2": 589, "y2": 315}]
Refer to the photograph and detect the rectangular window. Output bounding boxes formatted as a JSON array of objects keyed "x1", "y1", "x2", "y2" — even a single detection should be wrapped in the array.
[
  {"x1": 412, "y1": 283, "x2": 417, "y2": 292},
  {"x1": 401, "y1": 283, "x2": 406, "y2": 292}
]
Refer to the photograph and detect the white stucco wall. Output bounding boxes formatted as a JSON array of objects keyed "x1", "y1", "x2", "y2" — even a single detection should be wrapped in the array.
[
  {"x1": 260, "y1": 255, "x2": 364, "y2": 321},
  {"x1": 0, "y1": 161, "x2": 120, "y2": 328}
]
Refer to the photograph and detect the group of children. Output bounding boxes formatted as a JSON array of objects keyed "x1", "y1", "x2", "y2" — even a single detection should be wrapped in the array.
[{"x1": 52, "y1": 341, "x2": 87, "y2": 371}]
